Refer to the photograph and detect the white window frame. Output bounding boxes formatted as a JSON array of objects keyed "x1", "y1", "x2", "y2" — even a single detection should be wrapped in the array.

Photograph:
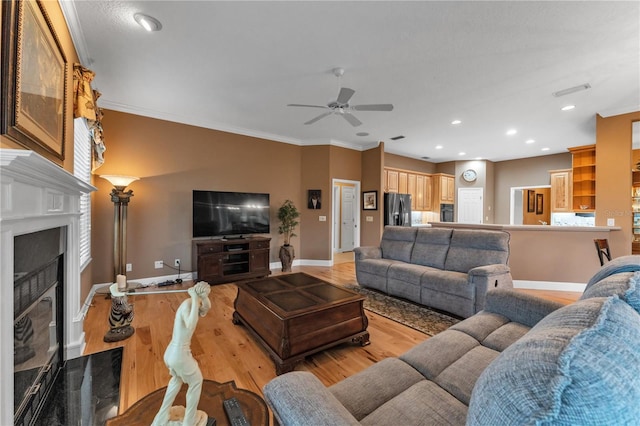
[{"x1": 73, "y1": 117, "x2": 92, "y2": 270}]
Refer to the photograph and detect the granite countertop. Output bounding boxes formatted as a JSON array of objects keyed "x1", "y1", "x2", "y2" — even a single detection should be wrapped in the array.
[{"x1": 428, "y1": 222, "x2": 621, "y2": 232}]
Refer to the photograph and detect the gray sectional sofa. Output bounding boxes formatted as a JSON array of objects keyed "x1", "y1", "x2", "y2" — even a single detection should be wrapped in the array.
[
  {"x1": 354, "y1": 226, "x2": 513, "y2": 318},
  {"x1": 263, "y1": 256, "x2": 640, "y2": 425}
]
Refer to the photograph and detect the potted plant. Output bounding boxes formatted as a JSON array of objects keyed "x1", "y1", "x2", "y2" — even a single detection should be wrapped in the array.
[{"x1": 277, "y1": 199, "x2": 300, "y2": 272}]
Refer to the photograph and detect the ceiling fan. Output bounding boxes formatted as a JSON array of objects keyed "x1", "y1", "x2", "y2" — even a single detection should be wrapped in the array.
[{"x1": 287, "y1": 68, "x2": 394, "y2": 127}]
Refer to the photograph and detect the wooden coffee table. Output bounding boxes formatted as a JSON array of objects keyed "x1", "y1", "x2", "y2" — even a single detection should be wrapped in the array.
[
  {"x1": 105, "y1": 380, "x2": 268, "y2": 425},
  {"x1": 233, "y1": 272, "x2": 370, "y2": 375}
]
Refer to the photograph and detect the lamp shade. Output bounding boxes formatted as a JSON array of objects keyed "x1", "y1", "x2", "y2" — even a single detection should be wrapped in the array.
[{"x1": 101, "y1": 175, "x2": 139, "y2": 188}]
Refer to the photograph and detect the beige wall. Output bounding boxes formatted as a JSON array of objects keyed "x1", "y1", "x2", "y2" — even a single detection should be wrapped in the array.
[
  {"x1": 493, "y1": 153, "x2": 572, "y2": 224},
  {"x1": 384, "y1": 153, "x2": 436, "y2": 174}
]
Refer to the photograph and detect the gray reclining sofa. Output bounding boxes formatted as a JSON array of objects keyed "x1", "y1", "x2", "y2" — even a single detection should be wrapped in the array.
[
  {"x1": 264, "y1": 256, "x2": 640, "y2": 425},
  {"x1": 355, "y1": 226, "x2": 513, "y2": 318}
]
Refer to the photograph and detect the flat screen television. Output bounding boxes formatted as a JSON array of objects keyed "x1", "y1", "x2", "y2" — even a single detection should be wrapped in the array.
[{"x1": 193, "y1": 190, "x2": 270, "y2": 238}]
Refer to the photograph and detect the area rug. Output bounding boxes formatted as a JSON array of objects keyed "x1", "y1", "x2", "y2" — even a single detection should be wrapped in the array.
[{"x1": 344, "y1": 285, "x2": 461, "y2": 336}]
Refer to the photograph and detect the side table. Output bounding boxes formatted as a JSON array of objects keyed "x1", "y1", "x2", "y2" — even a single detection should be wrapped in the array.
[{"x1": 106, "y1": 380, "x2": 268, "y2": 426}]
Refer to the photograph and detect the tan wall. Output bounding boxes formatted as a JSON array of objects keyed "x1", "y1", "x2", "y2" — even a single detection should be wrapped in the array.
[
  {"x1": 521, "y1": 188, "x2": 551, "y2": 225},
  {"x1": 361, "y1": 145, "x2": 384, "y2": 246},
  {"x1": 596, "y1": 111, "x2": 640, "y2": 257},
  {"x1": 493, "y1": 153, "x2": 572, "y2": 224},
  {"x1": 300, "y1": 145, "x2": 331, "y2": 260},
  {"x1": 94, "y1": 110, "x2": 303, "y2": 283}
]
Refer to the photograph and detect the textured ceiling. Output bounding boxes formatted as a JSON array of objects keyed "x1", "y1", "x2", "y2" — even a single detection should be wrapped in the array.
[{"x1": 62, "y1": 1, "x2": 640, "y2": 163}]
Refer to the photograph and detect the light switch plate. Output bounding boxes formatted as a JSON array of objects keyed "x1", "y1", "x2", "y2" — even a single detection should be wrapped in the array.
[
  {"x1": 366, "y1": 216, "x2": 373, "y2": 222},
  {"x1": 319, "y1": 215, "x2": 327, "y2": 222}
]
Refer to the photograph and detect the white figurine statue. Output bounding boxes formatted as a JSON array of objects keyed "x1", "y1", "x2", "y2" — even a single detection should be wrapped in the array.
[{"x1": 151, "y1": 281, "x2": 212, "y2": 426}]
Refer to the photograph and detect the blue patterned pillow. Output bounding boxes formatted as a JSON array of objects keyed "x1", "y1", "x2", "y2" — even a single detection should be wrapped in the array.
[
  {"x1": 467, "y1": 297, "x2": 640, "y2": 425},
  {"x1": 581, "y1": 270, "x2": 640, "y2": 314}
]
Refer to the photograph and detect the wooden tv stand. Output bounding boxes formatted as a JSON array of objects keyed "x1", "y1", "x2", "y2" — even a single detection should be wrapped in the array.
[{"x1": 192, "y1": 237, "x2": 271, "y2": 285}]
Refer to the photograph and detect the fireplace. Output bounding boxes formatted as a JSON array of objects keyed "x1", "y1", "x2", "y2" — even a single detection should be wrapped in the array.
[{"x1": 1, "y1": 150, "x2": 95, "y2": 425}]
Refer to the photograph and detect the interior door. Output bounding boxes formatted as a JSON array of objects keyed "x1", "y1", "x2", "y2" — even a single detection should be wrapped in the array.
[
  {"x1": 340, "y1": 186, "x2": 356, "y2": 251},
  {"x1": 458, "y1": 188, "x2": 483, "y2": 223}
]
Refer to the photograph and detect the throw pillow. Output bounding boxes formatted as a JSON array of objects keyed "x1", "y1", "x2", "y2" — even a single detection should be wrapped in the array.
[{"x1": 467, "y1": 296, "x2": 640, "y2": 425}]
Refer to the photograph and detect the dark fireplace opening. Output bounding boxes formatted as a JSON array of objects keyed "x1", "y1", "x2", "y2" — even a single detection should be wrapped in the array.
[{"x1": 13, "y1": 228, "x2": 65, "y2": 426}]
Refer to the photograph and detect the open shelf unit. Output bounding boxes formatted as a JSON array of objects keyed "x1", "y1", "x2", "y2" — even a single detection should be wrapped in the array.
[{"x1": 569, "y1": 144, "x2": 596, "y2": 212}]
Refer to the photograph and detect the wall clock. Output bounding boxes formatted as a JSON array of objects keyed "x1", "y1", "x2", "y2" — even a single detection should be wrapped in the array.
[{"x1": 462, "y1": 169, "x2": 477, "y2": 182}]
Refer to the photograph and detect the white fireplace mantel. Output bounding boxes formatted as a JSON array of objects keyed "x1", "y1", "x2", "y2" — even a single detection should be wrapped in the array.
[{"x1": 0, "y1": 149, "x2": 96, "y2": 425}]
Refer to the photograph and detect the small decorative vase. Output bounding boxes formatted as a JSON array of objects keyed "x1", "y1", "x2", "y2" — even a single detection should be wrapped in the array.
[{"x1": 279, "y1": 245, "x2": 295, "y2": 272}]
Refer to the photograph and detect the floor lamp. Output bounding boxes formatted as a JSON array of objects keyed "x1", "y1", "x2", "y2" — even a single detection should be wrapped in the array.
[
  {"x1": 101, "y1": 175, "x2": 139, "y2": 280},
  {"x1": 101, "y1": 175, "x2": 139, "y2": 342}
]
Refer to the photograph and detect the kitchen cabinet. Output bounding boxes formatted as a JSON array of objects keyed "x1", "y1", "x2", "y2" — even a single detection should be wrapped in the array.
[
  {"x1": 550, "y1": 169, "x2": 572, "y2": 212},
  {"x1": 433, "y1": 174, "x2": 455, "y2": 204},
  {"x1": 387, "y1": 169, "x2": 399, "y2": 193}
]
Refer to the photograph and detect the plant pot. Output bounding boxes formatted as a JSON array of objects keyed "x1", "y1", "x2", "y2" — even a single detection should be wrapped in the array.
[{"x1": 279, "y1": 244, "x2": 295, "y2": 272}]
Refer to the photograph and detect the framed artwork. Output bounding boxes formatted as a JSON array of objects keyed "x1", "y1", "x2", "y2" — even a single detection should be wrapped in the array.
[
  {"x1": 363, "y1": 190, "x2": 378, "y2": 210},
  {"x1": 308, "y1": 189, "x2": 321, "y2": 209},
  {"x1": 536, "y1": 193, "x2": 544, "y2": 215},
  {"x1": 527, "y1": 190, "x2": 535, "y2": 213},
  {"x1": 1, "y1": 0, "x2": 67, "y2": 163}
]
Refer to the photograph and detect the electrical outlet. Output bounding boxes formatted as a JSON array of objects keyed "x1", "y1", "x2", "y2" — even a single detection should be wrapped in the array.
[
  {"x1": 126, "y1": 263, "x2": 132, "y2": 272},
  {"x1": 154, "y1": 260, "x2": 163, "y2": 269},
  {"x1": 174, "y1": 259, "x2": 181, "y2": 267}
]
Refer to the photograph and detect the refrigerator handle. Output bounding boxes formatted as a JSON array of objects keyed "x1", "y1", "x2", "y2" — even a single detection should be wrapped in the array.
[{"x1": 399, "y1": 197, "x2": 405, "y2": 226}]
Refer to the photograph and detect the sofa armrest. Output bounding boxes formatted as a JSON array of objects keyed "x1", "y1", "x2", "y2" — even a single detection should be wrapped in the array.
[
  {"x1": 263, "y1": 372, "x2": 361, "y2": 426},
  {"x1": 354, "y1": 246, "x2": 382, "y2": 260},
  {"x1": 469, "y1": 264, "x2": 513, "y2": 315},
  {"x1": 484, "y1": 288, "x2": 565, "y2": 328}
]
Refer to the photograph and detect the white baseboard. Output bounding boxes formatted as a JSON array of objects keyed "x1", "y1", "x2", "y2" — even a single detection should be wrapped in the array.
[{"x1": 513, "y1": 280, "x2": 586, "y2": 293}]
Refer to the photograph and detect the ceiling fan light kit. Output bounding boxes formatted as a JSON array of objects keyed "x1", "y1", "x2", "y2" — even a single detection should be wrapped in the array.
[{"x1": 288, "y1": 68, "x2": 394, "y2": 127}]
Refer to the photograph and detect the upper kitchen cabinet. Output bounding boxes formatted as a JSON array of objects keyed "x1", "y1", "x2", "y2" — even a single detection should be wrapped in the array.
[{"x1": 550, "y1": 169, "x2": 572, "y2": 212}]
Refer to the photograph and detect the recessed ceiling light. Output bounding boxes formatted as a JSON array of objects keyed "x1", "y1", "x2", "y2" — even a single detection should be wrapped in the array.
[
  {"x1": 561, "y1": 105, "x2": 576, "y2": 111},
  {"x1": 134, "y1": 13, "x2": 162, "y2": 32},
  {"x1": 506, "y1": 129, "x2": 517, "y2": 136},
  {"x1": 356, "y1": 132, "x2": 369, "y2": 137},
  {"x1": 458, "y1": 152, "x2": 466, "y2": 156},
  {"x1": 451, "y1": 120, "x2": 462, "y2": 125},
  {"x1": 435, "y1": 145, "x2": 443, "y2": 150},
  {"x1": 475, "y1": 157, "x2": 482, "y2": 160},
  {"x1": 552, "y1": 83, "x2": 591, "y2": 97},
  {"x1": 541, "y1": 147, "x2": 550, "y2": 151},
  {"x1": 525, "y1": 139, "x2": 535, "y2": 144}
]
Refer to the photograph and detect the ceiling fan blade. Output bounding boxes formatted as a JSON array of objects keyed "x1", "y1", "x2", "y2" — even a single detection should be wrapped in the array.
[
  {"x1": 336, "y1": 87, "x2": 356, "y2": 104},
  {"x1": 304, "y1": 111, "x2": 332, "y2": 125},
  {"x1": 341, "y1": 113, "x2": 362, "y2": 127},
  {"x1": 287, "y1": 104, "x2": 328, "y2": 109},
  {"x1": 352, "y1": 104, "x2": 394, "y2": 112}
]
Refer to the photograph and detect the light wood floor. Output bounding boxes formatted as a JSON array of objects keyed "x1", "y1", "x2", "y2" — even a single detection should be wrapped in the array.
[{"x1": 83, "y1": 262, "x2": 580, "y2": 417}]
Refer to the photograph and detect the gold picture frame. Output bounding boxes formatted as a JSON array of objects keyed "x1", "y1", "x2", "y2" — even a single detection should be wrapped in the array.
[{"x1": 1, "y1": 0, "x2": 67, "y2": 163}]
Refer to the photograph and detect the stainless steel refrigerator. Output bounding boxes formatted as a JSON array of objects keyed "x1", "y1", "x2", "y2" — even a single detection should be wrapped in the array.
[{"x1": 384, "y1": 193, "x2": 412, "y2": 226}]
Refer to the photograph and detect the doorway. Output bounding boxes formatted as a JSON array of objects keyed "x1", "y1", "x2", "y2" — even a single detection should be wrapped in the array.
[
  {"x1": 509, "y1": 185, "x2": 551, "y2": 225},
  {"x1": 332, "y1": 179, "x2": 360, "y2": 261}
]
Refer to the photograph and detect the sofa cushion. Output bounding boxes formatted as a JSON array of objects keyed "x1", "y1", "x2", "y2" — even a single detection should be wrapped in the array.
[
  {"x1": 411, "y1": 227, "x2": 453, "y2": 269},
  {"x1": 380, "y1": 226, "x2": 417, "y2": 262},
  {"x1": 360, "y1": 380, "x2": 468, "y2": 426},
  {"x1": 387, "y1": 263, "x2": 429, "y2": 302},
  {"x1": 421, "y1": 269, "x2": 473, "y2": 299},
  {"x1": 584, "y1": 254, "x2": 640, "y2": 289},
  {"x1": 467, "y1": 296, "x2": 640, "y2": 425},
  {"x1": 581, "y1": 270, "x2": 640, "y2": 314},
  {"x1": 444, "y1": 229, "x2": 509, "y2": 273},
  {"x1": 329, "y1": 358, "x2": 425, "y2": 421}
]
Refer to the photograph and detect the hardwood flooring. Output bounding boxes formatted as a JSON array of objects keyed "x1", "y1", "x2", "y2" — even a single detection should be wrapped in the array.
[{"x1": 83, "y1": 262, "x2": 580, "y2": 418}]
